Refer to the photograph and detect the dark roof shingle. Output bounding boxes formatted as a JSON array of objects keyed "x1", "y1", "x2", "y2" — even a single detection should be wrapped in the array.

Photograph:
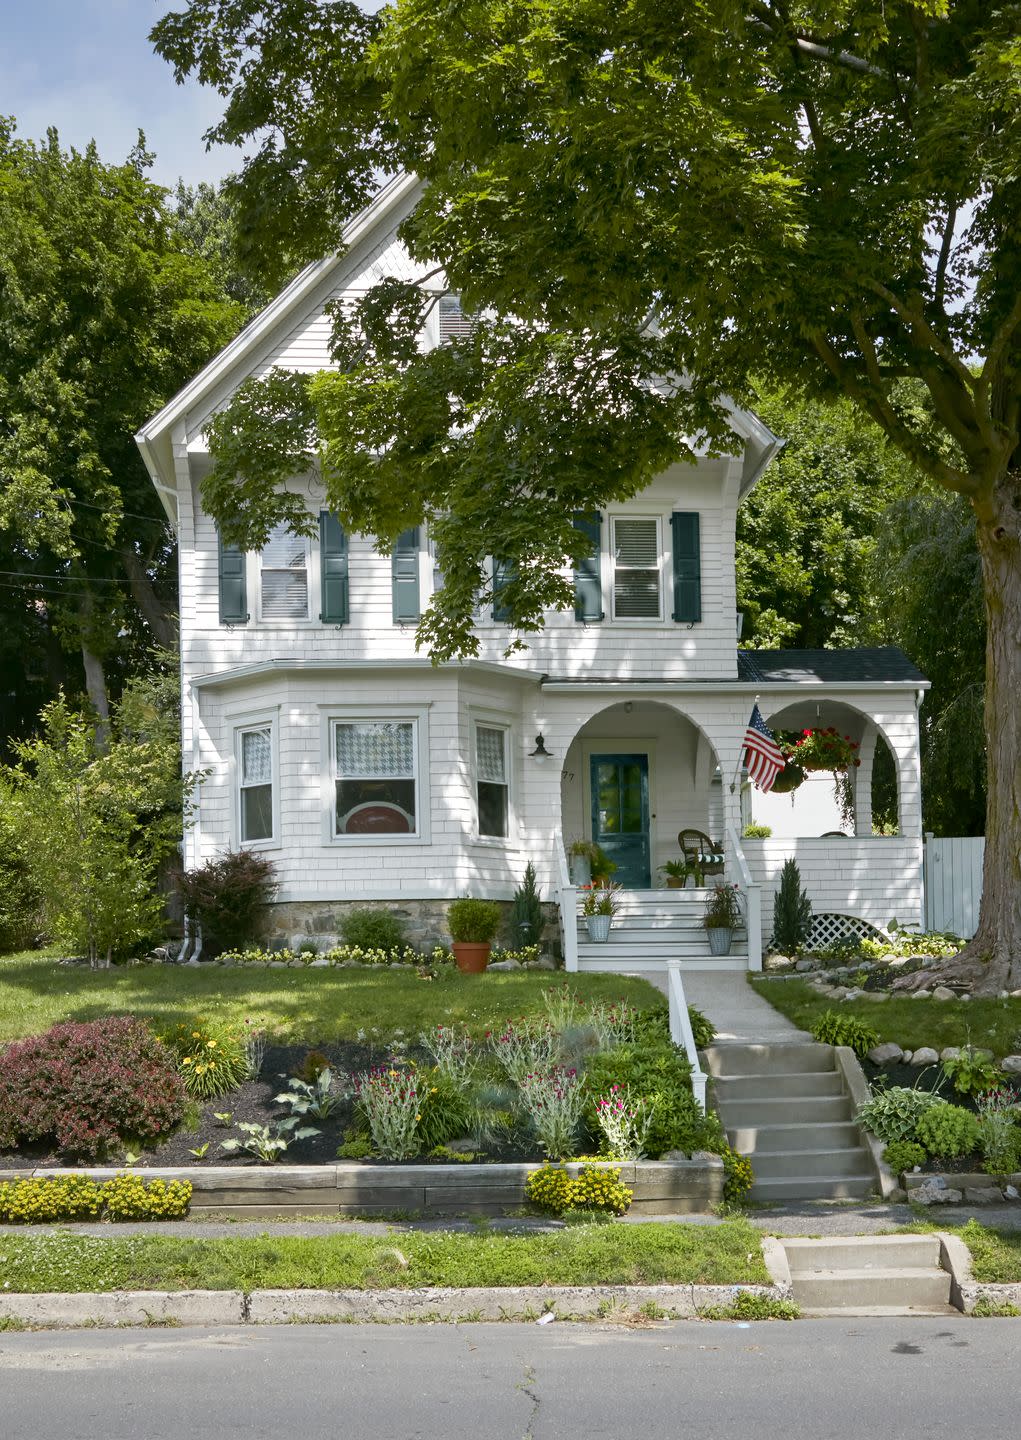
[{"x1": 737, "y1": 646, "x2": 927, "y2": 685}]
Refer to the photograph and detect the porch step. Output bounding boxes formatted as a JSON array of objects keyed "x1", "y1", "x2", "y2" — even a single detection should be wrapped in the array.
[
  {"x1": 575, "y1": 933, "x2": 747, "y2": 953},
  {"x1": 705, "y1": 1042, "x2": 877, "y2": 1203},
  {"x1": 781, "y1": 1236, "x2": 954, "y2": 1315}
]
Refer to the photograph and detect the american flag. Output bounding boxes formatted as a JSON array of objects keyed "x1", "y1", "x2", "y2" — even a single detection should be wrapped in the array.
[{"x1": 743, "y1": 704, "x2": 785, "y2": 792}]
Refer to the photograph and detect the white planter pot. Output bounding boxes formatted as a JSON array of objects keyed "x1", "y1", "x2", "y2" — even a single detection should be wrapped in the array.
[
  {"x1": 570, "y1": 856, "x2": 592, "y2": 887},
  {"x1": 586, "y1": 913, "x2": 613, "y2": 943},
  {"x1": 706, "y1": 926, "x2": 733, "y2": 956},
  {"x1": 684, "y1": 875, "x2": 696, "y2": 890}
]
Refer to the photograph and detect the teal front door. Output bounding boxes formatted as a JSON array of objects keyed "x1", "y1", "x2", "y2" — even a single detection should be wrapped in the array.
[{"x1": 590, "y1": 753, "x2": 651, "y2": 889}]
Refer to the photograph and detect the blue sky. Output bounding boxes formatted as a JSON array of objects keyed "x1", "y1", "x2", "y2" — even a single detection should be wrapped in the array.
[{"x1": 2, "y1": 2, "x2": 240, "y2": 188}]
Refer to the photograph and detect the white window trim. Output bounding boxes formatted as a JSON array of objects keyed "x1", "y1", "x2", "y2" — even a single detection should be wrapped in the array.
[
  {"x1": 229, "y1": 707, "x2": 281, "y2": 851},
  {"x1": 608, "y1": 513, "x2": 665, "y2": 624},
  {"x1": 470, "y1": 715, "x2": 516, "y2": 847},
  {"x1": 252, "y1": 526, "x2": 319, "y2": 626},
  {"x1": 319, "y1": 704, "x2": 431, "y2": 846}
]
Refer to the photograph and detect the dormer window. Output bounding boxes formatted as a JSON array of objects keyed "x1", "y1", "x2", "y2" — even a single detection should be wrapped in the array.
[{"x1": 611, "y1": 517, "x2": 662, "y2": 620}]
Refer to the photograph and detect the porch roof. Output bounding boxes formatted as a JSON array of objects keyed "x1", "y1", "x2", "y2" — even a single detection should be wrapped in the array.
[{"x1": 736, "y1": 646, "x2": 927, "y2": 686}]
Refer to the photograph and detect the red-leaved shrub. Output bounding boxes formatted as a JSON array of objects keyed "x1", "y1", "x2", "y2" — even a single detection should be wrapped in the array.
[{"x1": 0, "y1": 1017, "x2": 185, "y2": 1159}]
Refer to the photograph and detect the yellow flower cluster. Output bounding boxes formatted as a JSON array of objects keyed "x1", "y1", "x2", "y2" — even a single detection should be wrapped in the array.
[
  {"x1": 172, "y1": 1019, "x2": 249, "y2": 1098},
  {"x1": 0, "y1": 1173, "x2": 192, "y2": 1224},
  {"x1": 0, "y1": 1174, "x2": 104, "y2": 1224},
  {"x1": 524, "y1": 1163, "x2": 633, "y2": 1217}
]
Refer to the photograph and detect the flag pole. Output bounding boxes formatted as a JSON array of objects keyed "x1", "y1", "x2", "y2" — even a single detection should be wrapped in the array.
[{"x1": 730, "y1": 693, "x2": 760, "y2": 794}]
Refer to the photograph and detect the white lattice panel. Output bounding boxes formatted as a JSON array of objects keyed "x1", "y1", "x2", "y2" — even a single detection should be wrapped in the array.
[{"x1": 808, "y1": 912, "x2": 888, "y2": 949}]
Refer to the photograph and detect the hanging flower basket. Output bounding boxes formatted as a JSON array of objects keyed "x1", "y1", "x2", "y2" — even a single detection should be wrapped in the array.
[
  {"x1": 771, "y1": 761, "x2": 806, "y2": 794},
  {"x1": 783, "y1": 727, "x2": 861, "y2": 774}
]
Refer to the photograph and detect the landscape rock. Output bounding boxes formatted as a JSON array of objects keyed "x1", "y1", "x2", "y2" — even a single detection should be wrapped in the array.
[
  {"x1": 901, "y1": 1050, "x2": 913, "y2": 1063},
  {"x1": 795, "y1": 959, "x2": 817, "y2": 972},
  {"x1": 964, "y1": 1186, "x2": 1004, "y2": 1205},
  {"x1": 940, "y1": 1047, "x2": 962, "y2": 1063},
  {"x1": 909, "y1": 1047, "x2": 940, "y2": 1066},
  {"x1": 842, "y1": 989, "x2": 864, "y2": 1001},
  {"x1": 311, "y1": 957, "x2": 330, "y2": 968},
  {"x1": 932, "y1": 985, "x2": 957, "y2": 1001},
  {"x1": 912, "y1": 1177, "x2": 963, "y2": 1206},
  {"x1": 533, "y1": 957, "x2": 558, "y2": 971},
  {"x1": 911, "y1": 989, "x2": 932, "y2": 1000},
  {"x1": 1005, "y1": 1185, "x2": 1020, "y2": 1200},
  {"x1": 487, "y1": 959, "x2": 521, "y2": 972},
  {"x1": 867, "y1": 1041, "x2": 904, "y2": 1066},
  {"x1": 1001, "y1": 1055, "x2": 1021, "y2": 1075}
]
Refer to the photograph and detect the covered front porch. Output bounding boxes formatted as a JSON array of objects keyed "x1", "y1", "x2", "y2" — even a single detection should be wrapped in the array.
[{"x1": 529, "y1": 652, "x2": 927, "y2": 971}]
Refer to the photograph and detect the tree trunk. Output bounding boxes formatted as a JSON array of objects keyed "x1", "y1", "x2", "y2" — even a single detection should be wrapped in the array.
[
  {"x1": 120, "y1": 546, "x2": 178, "y2": 650},
  {"x1": 899, "y1": 469, "x2": 1021, "y2": 995},
  {"x1": 81, "y1": 641, "x2": 110, "y2": 751}
]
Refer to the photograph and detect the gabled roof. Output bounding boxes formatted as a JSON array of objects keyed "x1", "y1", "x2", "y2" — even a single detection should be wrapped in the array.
[
  {"x1": 135, "y1": 168, "x2": 782, "y2": 503},
  {"x1": 737, "y1": 647, "x2": 928, "y2": 686}
]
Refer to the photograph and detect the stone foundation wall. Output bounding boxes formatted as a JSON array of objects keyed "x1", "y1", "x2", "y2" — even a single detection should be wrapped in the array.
[{"x1": 264, "y1": 898, "x2": 561, "y2": 955}]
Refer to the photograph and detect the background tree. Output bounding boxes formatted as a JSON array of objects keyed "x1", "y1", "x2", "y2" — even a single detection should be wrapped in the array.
[
  {"x1": 0, "y1": 122, "x2": 244, "y2": 743},
  {"x1": 152, "y1": 3, "x2": 1021, "y2": 989}
]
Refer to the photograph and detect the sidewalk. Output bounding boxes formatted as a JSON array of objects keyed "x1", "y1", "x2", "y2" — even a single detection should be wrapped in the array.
[{"x1": 631, "y1": 969, "x2": 809, "y2": 1043}]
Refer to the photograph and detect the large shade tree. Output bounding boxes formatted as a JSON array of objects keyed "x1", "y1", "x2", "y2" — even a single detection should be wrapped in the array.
[
  {"x1": 0, "y1": 124, "x2": 245, "y2": 740},
  {"x1": 153, "y1": 1, "x2": 1021, "y2": 990}
]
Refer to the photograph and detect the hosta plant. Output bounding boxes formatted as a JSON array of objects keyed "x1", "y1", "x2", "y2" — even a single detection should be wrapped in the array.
[
  {"x1": 275, "y1": 1068, "x2": 346, "y2": 1121},
  {"x1": 855, "y1": 1085, "x2": 946, "y2": 1145},
  {"x1": 220, "y1": 1118, "x2": 320, "y2": 1164}
]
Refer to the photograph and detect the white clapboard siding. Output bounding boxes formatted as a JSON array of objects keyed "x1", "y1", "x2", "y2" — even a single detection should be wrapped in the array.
[
  {"x1": 743, "y1": 837, "x2": 926, "y2": 939},
  {"x1": 924, "y1": 836, "x2": 984, "y2": 938}
]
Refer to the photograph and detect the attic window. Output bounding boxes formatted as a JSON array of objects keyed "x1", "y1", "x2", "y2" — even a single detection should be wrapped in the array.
[
  {"x1": 611, "y1": 517, "x2": 662, "y2": 620},
  {"x1": 438, "y1": 293, "x2": 475, "y2": 342}
]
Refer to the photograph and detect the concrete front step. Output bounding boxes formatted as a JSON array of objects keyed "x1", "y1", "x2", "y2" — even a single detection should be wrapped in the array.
[
  {"x1": 783, "y1": 1235, "x2": 941, "y2": 1273},
  {"x1": 712, "y1": 1070, "x2": 846, "y2": 1100},
  {"x1": 749, "y1": 1174, "x2": 876, "y2": 1201},
  {"x1": 715, "y1": 1095, "x2": 855, "y2": 1127},
  {"x1": 575, "y1": 931, "x2": 747, "y2": 948},
  {"x1": 746, "y1": 1147, "x2": 873, "y2": 1180},
  {"x1": 793, "y1": 1268, "x2": 952, "y2": 1311},
  {"x1": 725, "y1": 1121, "x2": 864, "y2": 1154},
  {"x1": 704, "y1": 1043, "x2": 835, "y2": 1077},
  {"x1": 576, "y1": 945, "x2": 749, "y2": 962}
]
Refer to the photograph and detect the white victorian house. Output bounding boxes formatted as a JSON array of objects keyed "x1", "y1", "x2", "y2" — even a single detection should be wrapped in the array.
[{"x1": 136, "y1": 173, "x2": 930, "y2": 972}]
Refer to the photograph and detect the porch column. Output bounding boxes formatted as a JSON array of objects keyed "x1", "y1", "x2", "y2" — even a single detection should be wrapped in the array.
[{"x1": 853, "y1": 724, "x2": 877, "y2": 837}]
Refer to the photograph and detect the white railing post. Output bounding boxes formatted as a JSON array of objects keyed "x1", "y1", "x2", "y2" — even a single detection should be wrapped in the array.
[
  {"x1": 552, "y1": 829, "x2": 579, "y2": 972},
  {"x1": 667, "y1": 960, "x2": 708, "y2": 1112},
  {"x1": 726, "y1": 823, "x2": 762, "y2": 972}
]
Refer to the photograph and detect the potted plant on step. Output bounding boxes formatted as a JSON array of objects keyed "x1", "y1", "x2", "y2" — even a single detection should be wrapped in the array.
[
  {"x1": 658, "y1": 858, "x2": 688, "y2": 889},
  {"x1": 568, "y1": 838, "x2": 600, "y2": 887},
  {"x1": 447, "y1": 897, "x2": 502, "y2": 974},
  {"x1": 702, "y1": 883, "x2": 743, "y2": 957},
  {"x1": 581, "y1": 883, "x2": 621, "y2": 942}
]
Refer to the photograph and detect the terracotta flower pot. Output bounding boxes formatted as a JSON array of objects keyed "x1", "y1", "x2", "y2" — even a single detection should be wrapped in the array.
[
  {"x1": 665, "y1": 876, "x2": 684, "y2": 889},
  {"x1": 452, "y1": 941, "x2": 491, "y2": 974}
]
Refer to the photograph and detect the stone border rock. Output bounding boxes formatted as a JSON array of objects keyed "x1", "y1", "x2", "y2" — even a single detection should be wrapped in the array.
[
  {"x1": 11, "y1": 1157, "x2": 724, "y2": 1219},
  {"x1": 0, "y1": 1282, "x2": 791, "y2": 1330},
  {"x1": 904, "y1": 1171, "x2": 1021, "y2": 1207}
]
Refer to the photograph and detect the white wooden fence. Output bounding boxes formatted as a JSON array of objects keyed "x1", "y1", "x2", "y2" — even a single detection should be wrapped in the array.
[{"x1": 924, "y1": 835, "x2": 984, "y2": 938}]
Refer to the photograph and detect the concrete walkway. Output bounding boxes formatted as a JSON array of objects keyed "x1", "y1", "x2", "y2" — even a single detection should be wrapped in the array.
[{"x1": 630, "y1": 969, "x2": 808, "y2": 1043}]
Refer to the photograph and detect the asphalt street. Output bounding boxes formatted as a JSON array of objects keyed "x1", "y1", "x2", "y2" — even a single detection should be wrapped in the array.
[{"x1": 0, "y1": 1317, "x2": 1013, "y2": 1440}]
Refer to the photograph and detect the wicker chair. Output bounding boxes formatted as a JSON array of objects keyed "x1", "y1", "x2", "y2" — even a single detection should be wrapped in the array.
[{"x1": 678, "y1": 828, "x2": 725, "y2": 877}]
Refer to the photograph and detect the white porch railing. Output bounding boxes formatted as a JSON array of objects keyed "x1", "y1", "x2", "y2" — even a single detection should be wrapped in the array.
[
  {"x1": 726, "y1": 823, "x2": 763, "y2": 972},
  {"x1": 552, "y1": 829, "x2": 579, "y2": 973},
  {"x1": 667, "y1": 961, "x2": 707, "y2": 1111}
]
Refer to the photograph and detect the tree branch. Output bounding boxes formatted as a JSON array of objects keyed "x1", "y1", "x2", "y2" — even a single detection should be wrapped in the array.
[
  {"x1": 979, "y1": 293, "x2": 1021, "y2": 402},
  {"x1": 861, "y1": 277, "x2": 978, "y2": 394},
  {"x1": 809, "y1": 330, "x2": 975, "y2": 495},
  {"x1": 934, "y1": 201, "x2": 957, "y2": 310}
]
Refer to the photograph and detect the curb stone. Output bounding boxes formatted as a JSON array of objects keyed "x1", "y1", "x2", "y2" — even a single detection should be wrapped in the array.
[{"x1": 0, "y1": 1283, "x2": 788, "y2": 1330}]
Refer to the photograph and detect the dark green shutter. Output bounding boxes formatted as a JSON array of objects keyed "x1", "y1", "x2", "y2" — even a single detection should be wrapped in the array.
[
  {"x1": 320, "y1": 511, "x2": 349, "y2": 624},
  {"x1": 572, "y1": 511, "x2": 604, "y2": 622},
  {"x1": 217, "y1": 534, "x2": 248, "y2": 624},
  {"x1": 391, "y1": 527, "x2": 421, "y2": 623},
  {"x1": 491, "y1": 560, "x2": 516, "y2": 622},
  {"x1": 671, "y1": 512, "x2": 702, "y2": 623}
]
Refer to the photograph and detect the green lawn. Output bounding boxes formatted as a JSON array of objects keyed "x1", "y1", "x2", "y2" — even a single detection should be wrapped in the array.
[
  {"x1": 904, "y1": 1219, "x2": 1021, "y2": 1284},
  {"x1": 0, "y1": 1220, "x2": 768, "y2": 1292},
  {"x1": 0, "y1": 950, "x2": 664, "y2": 1045},
  {"x1": 752, "y1": 977, "x2": 1021, "y2": 1058}
]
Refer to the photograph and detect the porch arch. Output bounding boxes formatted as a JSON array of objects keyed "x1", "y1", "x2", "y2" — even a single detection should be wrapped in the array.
[
  {"x1": 558, "y1": 699, "x2": 724, "y2": 888},
  {"x1": 757, "y1": 698, "x2": 916, "y2": 838}
]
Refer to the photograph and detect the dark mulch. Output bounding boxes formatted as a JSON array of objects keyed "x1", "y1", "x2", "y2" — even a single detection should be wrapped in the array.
[
  {"x1": 0, "y1": 1042, "x2": 542, "y2": 1171},
  {"x1": 861, "y1": 1059, "x2": 959, "y2": 1096}
]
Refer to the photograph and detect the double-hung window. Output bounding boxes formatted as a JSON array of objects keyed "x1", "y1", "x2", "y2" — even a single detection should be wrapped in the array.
[
  {"x1": 611, "y1": 517, "x2": 662, "y2": 620},
  {"x1": 236, "y1": 724, "x2": 274, "y2": 844},
  {"x1": 333, "y1": 720, "x2": 418, "y2": 836},
  {"x1": 475, "y1": 724, "x2": 509, "y2": 838},
  {"x1": 260, "y1": 522, "x2": 310, "y2": 620}
]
